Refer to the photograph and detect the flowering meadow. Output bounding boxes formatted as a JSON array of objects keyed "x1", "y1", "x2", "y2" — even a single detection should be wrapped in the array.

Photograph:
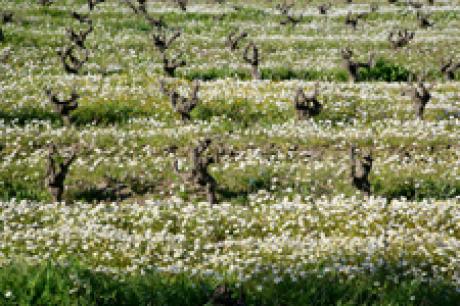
[{"x1": 1, "y1": 0, "x2": 460, "y2": 305}]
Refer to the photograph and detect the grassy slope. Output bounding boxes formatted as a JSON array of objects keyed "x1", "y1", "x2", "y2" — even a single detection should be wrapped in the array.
[{"x1": 1, "y1": 1, "x2": 460, "y2": 304}]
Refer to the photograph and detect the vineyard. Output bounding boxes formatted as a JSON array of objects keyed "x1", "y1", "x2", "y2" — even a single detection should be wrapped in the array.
[{"x1": 1, "y1": 0, "x2": 460, "y2": 305}]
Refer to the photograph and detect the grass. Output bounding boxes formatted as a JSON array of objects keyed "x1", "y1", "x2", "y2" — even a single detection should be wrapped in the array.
[
  {"x1": 1, "y1": 261, "x2": 459, "y2": 306},
  {"x1": 359, "y1": 58, "x2": 412, "y2": 82},
  {"x1": 181, "y1": 67, "x2": 349, "y2": 81},
  {"x1": 1, "y1": 1, "x2": 460, "y2": 303},
  {"x1": 372, "y1": 171, "x2": 460, "y2": 200}
]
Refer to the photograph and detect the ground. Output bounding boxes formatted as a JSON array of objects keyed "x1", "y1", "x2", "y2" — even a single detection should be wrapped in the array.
[{"x1": 1, "y1": 0, "x2": 459, "y2": 305}]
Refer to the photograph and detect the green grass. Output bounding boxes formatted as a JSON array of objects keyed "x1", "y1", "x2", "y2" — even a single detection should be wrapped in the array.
[
  {"x1": 372, "y1": 171, "x2": 460, "y2": 200},
  {"x1": 179, "y1": 67, "x2": 251, "y2": 81},
  {"x1": 359, "y1": 58, "x2": 412, "y2": 82},
  {"x1": 180, "y1": 67, "x2": 349, "y2": 81},
  {"x1": 1, "y1": 261, "x2": 459, "y2": 306}
]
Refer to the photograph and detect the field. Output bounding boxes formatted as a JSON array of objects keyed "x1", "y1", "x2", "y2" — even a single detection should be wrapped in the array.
[{"x1": 1, "y1": 0, "x2": 460, "y2": 305}]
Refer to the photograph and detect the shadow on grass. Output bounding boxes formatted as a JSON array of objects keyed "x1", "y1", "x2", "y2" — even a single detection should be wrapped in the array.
[
  {"x1": 373, "y1": 175, "x2": 460, "y2": 201},
  {"x1": 358, "y1": 58, "x2": 412, "y2": 82},
  {"x1": 179, "y1": 61, "x2": 414, "y2": 82},
  {"x1": 217, "y1": 188, "x2": 250, "y2": 205},
  {"x1": 180, "y1": 67, "x2": 349, "y2": 82},
  {"x1": 68, "y1": 187, "x2": 131, "y2": 203},
  {"x1": 0, "y1": 179, "x2": 48, "y2": 202},
  {"x1": 0, "y1": 102, "x2": 156, "y2": 126}
]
